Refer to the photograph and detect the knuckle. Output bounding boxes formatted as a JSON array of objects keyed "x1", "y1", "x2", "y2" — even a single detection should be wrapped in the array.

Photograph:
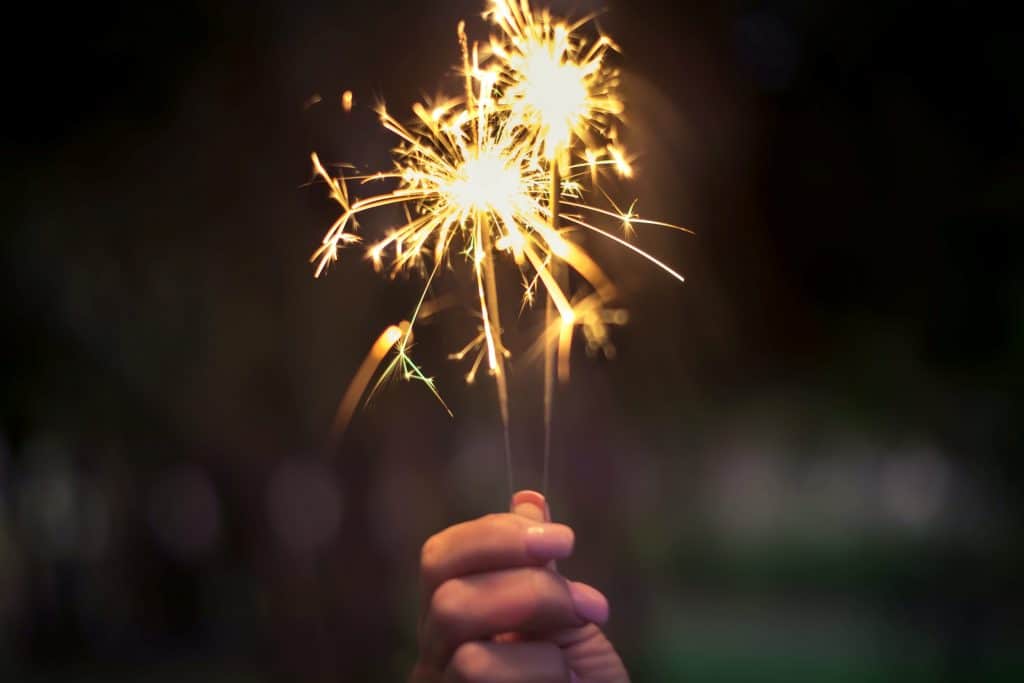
[
  {"x1": 448, "y1": 642, "x2": 491, "y2": 682},
  {"x1": 430, "y1": 578, "x2": 467, "y2": 630}
]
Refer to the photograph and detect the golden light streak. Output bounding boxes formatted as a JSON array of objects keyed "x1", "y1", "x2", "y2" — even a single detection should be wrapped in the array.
[
  {"x1": 330, "y1": 322, "x2": 408, "y2": 440},
  {"x1": 557, "y1": 319, "x2": 573, "y2": 383},
  {"x1": 304, "y1": 93, "x2": 323, "y2": 110},
  {"x1": 607, "y1": 143, "x2": 633, "y2": 177}
]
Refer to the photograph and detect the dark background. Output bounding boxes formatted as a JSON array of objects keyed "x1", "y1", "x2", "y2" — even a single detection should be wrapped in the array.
[{"x1": 2, "y1": 1, "x2": 1021, "y2": 681}]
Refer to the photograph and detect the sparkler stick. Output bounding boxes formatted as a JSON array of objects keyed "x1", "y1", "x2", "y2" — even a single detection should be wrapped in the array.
[
  {"x1": 486, "y1": 0, "x2": 617, "y2": 491},
  {"x1": 479, "y1": 214, "x2": 514, "y2": 492},
  {"x1": 461, "y1": 20, "x2": 515, "y2": 493},
  {"x1": 310, "y1": 0, "x2": 692, "y2": 494},
  {"x1": 543, "y1": 157, "x2": 560, "y2": 493}
]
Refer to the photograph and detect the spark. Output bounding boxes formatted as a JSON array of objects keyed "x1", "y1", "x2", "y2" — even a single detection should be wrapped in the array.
[
  {"x1": 485, "y1": 0, "x2": 623, "y2": 160},
  {"x1": 310, "y1": 1, "x2": 692, "y2": 473}
]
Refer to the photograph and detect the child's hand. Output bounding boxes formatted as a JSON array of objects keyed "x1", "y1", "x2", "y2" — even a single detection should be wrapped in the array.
[{"x1": 410, "y1": 490, "x2": 629, "y2": 682}]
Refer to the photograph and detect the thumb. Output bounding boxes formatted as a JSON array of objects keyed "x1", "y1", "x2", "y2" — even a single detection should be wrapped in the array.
[
  {"x1": 511, "y1": 489, "x2": 555, "y2": 571},
  {"x1": 509, "y1": 491, "x2": 630, "y2": 682},
  {"x1": 494, "y1": 489, "x2": 554, "y2": 645},
  {"x1": 510, "y1": 489, "x2": 550, "y2": 522}
]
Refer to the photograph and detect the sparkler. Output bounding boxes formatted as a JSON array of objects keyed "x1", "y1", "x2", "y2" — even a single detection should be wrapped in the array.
[{"x1": 311, "y1": 0, "x2": 691, "y2": 490}]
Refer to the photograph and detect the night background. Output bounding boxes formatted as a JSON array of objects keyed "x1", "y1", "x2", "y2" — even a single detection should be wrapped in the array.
[{"x1": 2, "y1": 1, "x2": 1021, "y2": 681}]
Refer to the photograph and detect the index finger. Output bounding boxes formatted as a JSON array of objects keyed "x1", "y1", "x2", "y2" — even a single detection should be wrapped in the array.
[{"x1": 420, "y1": 513, "x2": 574, "y2": 596}]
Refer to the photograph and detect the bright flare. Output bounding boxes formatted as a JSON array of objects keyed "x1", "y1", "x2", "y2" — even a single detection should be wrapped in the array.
[
  {"x1": 505, "y1": 41, "x2": 588, "y2": 150},
  {"x1": 310, "y1": 1, "x2": 691, "y2": 446},
  {"x1": 446, "y1": 150, "x2": 525, "y2": 218},
  {"x1": 486, "y1": 0, "x2": 623, "y2": 159}
]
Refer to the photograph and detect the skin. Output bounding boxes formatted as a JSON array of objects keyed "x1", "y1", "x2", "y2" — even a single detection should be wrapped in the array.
[{"x1": 410, "y1": 490, "x2": 630, "y2": 683}]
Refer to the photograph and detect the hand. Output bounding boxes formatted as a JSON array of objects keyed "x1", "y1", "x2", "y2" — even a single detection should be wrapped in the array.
[{"x1": 410, "y1": 490, "x2": 630, "y2": 683}]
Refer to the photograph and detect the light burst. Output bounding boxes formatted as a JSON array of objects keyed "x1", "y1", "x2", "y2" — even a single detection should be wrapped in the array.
[
  {"x1": 484, "y1": 0, "x2": 623, "y2": 161},
  {"x1": 311, "y1": 1, "x2": 691, "y2": 486}
]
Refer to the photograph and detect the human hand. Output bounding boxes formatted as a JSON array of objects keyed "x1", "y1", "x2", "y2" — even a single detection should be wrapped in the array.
[{"x1": 410, "y1": 490, "x2": 630, "y2": 682}]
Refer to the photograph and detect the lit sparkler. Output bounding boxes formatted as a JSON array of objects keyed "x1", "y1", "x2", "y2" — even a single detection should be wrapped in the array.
[
  {"x1": 311, "y1": 1, "x2": 691, "y2": 488},
  {"x1": 483, "y1": 0, "x2": 625, "y2": 480},
  {"x1": 484, "y1": 0, "x2": 623, "y2": 163}
]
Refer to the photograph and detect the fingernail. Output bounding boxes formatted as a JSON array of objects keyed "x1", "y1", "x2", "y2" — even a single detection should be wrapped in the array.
[
  {"x1": 569, "y1": 581, "x2": 609, "y2": 624},
  {"x1": 511, "y1": 489, "x2": 548, "y2": 522},
  {"x1": 524, "y1": 523, "x2": 574, "y2": 560}
]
